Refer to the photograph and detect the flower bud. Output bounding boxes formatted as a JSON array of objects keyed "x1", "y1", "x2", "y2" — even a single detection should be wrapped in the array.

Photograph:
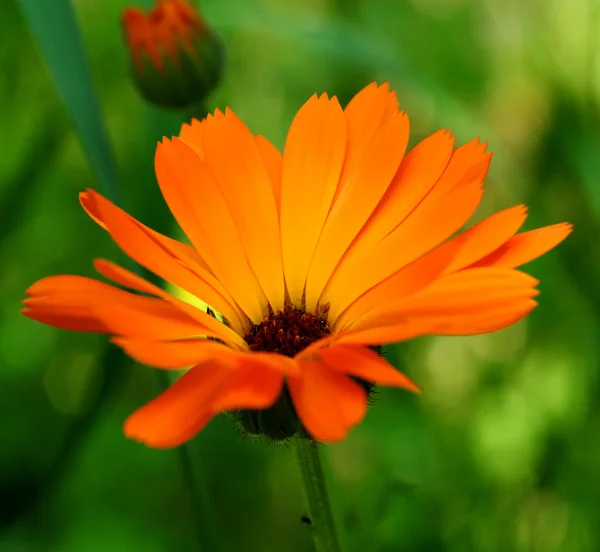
[{"x1": 122, "y1": 0, "x2": 223, "y2": 110}]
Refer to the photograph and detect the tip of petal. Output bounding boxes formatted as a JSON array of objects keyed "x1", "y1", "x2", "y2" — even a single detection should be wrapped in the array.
[
  {"x1": 478, "y1": 140, "x2": 491, "y2": 154},
  {"x1": 557, "y1": 222, "x2": 574, "y2": 235}
]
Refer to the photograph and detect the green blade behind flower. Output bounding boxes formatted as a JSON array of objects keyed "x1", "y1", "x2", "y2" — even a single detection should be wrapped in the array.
[{"x1": 17, "y1": 0, "x2": 120, "y2": 204}]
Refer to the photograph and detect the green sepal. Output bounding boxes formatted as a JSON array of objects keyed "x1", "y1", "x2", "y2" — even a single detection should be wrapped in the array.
[
  {"x1": 131, "y1": 28, "x2": 224, "y2": 110},
  {"x1": 230, "y1": 346, "x2": 385, "y2": 444}
]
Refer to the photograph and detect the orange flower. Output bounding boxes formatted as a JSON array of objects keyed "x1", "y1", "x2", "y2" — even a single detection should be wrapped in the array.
[
  {"x1": 122, "y1": 0, "x2": 223, "y2": 109},
  {"x1": 23, "y1": 83, "x2": 571, "y2": 448}
]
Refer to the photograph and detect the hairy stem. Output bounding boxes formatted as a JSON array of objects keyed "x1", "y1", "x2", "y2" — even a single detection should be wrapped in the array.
[{"x1": 293, "y1": 436, "x2": 343, "y2": 552}]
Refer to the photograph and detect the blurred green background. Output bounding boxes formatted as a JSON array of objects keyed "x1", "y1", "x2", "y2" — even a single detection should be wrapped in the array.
[{"x1": 1, "y1": 0, "x2": 599, "y2": 550}]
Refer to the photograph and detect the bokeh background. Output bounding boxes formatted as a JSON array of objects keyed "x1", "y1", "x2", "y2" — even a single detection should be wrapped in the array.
[{"x1": 1, "y1": 0, "x2": 599, "y2": 550}]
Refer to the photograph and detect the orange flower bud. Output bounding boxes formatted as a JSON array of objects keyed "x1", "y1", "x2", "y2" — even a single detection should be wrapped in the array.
[{"x1": 122, "y1": 0, "x2": 223, "y2": 110}]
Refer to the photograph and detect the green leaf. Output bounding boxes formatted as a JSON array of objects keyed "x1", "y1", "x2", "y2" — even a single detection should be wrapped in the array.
[{"x1": 17, "y1": 0, "x2": 120, "y2": 203}]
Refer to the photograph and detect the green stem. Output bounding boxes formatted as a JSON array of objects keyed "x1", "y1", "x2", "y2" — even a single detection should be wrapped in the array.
[
  {"x1": 293, "y1": 436, "x2": 343, "y2": 552},
  {"x1": 155, "y1": 371, "x2": 221, "y2": 552}
]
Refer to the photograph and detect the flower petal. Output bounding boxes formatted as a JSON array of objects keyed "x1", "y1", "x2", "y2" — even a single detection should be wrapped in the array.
[
  {"x1": 22, "y1": 275, "x2": 117, "y2": 333},
  {"x1": 323, "y1": 128, "x2": 454, "y2": 295},
  {"x1": 83, "y1": 189, "x2": 246, "y2": 333},
  {"x1": 425, "y1": 138, "x2": 491, "y2": 200},
  {"x1": 334, "y1": 300, "x2": 537, "y2": 347},
  {"x1": 23, "y1": 275, "x2": 208, "y2": 339},
  {"x1": 156, "y1": 138, "x2": 265, "y2": 322},
  {"x1": 288, "y1": 359, "x2": 367, "y2": 442},
  {"x1": 331, "y1": 234, "x2": 459, "y2": 330},
  {"x1": 179, "y1": 117, "x2": 206, "y2": 158},
  {"x1": 280, "y1": 93, "x2": 347, "y2": 307},
  {"x1": 324, "y1": 136, "x2": 487, "y2": 295},
  {"x1": 210, "y1": 357, "x2": 284, "y2": 412},
  {"x1": 305, "y1": 109, "x2": 410, "y2": 313},
  {"x1": 80, "y1": 189, "x2": 212, "y2": 274},
  {"x1": 324, "y1": 182, "x2": 484, "y2": 318},
  {"x1": 255, "y1": 134, "x2": 283, "y2": 214},
  {"x1": 337, "y1": 82, "x2": 400, "y2": 188},
  {"x1": 111, "y1": 337, "x2": 232, "y2": 369},
  {"x1": 203, "y1": 109, "x2": 285, "y2": 312},
  {"x1": 351, "y1": 267, "x2": 539, "y2": 331},
  {"x1": 334, "y1": 268, "x2": 538, "y2": 346},
  {"x1": 91, "y1": 294, "x2": 216, "y2": 340},
  {"x1": 442, "y1": 205, "x2": 528, "y2": 274},
  {"x1": 471, "y1": 223, "x2": 573, "y2": 269},
  {"x1": 344, "y1": 128, "x2": 454, "y2": 255},
  {"x1": 124, "y1": 360, "x2": 233, "y2": 448},
  {"x1": 314, "y1": 345, "x2": 421, "y2": 392},
  {"x1": 92, "y1": 259, "x2": 246, "y2": 348}
]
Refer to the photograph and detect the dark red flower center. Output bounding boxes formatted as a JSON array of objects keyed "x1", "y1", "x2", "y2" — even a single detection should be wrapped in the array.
[{"x1": 244, "y1": 307, "x2": 330, "y2": 358}]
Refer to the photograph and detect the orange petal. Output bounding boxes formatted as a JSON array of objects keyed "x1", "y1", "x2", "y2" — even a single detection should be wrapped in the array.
[
  {"x1": 248, "y1": 352, "x2": 301, "y2": 376},
  {"x1": 92, "y1": 259, "x2": 246, "y2": 348},
  {"x1": 83, "y1": 189, "x2": 246, "y2": 333},
  {"x1": 255, "y1": 135, "x2": 283, "y2": 214},
  {"x1": 471, "y1": 223, "x2": 573, "y2": 269},
  {"x1": 321, "y1": 136, "x2": 491, "y2": 316},
  {"x1": 335, "y1": 268, "x2": 538, "y2": 346},
  {"x1": 333, "y1": 299, "x2": 537, "y2": 347},
  {"x1": 305, "y1": 110, "x2": 410, "y2": 313},
  {"x1": 124, "y1": 360, "x2": 232, "y2": 448},
  {"x1": 111, "y1": 337, "x2": 233, "y2": 369},
  {"x1": 323, "y1": 182, "x2": 483, "y2": 318},
  {"x1": 344, "y1": 129, "x2": 454, "y2": 258},
  {"x1": 425, "y1": 138, "x2": 491, "y2": 201},
  {"x1": 442, "y1": 205, "x2": 528, "y2": 274},
  {"x1": 315, "y1": 345, "x2": 421, "y2": 392},
  {"x1": 23, "y1": 275, "x2": 214, "y2": 341},
  {"x1": 332, "y1": 233, "x2": 459, "y2": 330},
  {"x1": 280, "y1": 94, "x2": 347, "y2": 307},
  {"x1": 80, "y1": 190, "x2": 212, "y2": 275},
  {"x1": 337, "y1": 82, "x2": 399, "y2": 190},
  {"x1": 22, "y1": 275, "x2": 118, "y2": 333},
  {"x1": 288, "y1": 359, "x2": 367, "y2": 442},
  {"x1": 156, "y1": 138, "x2": 265, "y2": 322},
  {"x1": 351, "y1": 267, "x2": 539, "y2": 330},
  {"x1": 333, "y1": 317, "x2": 436, "y2": 348},
  {"x1": 23, "y1": 275, "x2": 169, "y2": 333},
  {"x1": 91, "y1": 294, "x2": 212, "y2": 340},
  {"x1": 210, "y1": 357, "x2": 284, "y2": 412},
  {"x1": 203, "y1": 109, "x2": 285, "y2": 312},
  {"x1": 433, "y1": 298, "x2": 537, "y2": 335},
  {"x1": 179, "y1": 117, "x2": 206, "y2": 159}
]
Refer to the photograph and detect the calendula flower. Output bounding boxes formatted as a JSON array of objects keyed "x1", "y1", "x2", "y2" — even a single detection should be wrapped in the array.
[
  {"x1": 122, "y1": 0, "x2": 223, "y2": 109},
  {"x1": 23, "y1": 83, "x2": 571, "y2": 448}
]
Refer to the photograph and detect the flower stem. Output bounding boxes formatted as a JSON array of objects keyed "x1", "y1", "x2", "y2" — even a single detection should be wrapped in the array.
[
  {"x1": 293, "y1": 436, "x2": 343, "y2": 552},
  {"x1": 155, "y1": 345, "x2": 221, "y2": 552}
]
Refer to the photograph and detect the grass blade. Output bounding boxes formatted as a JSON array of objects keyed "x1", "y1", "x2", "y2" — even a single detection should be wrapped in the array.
[{"x1": 17, "y1": 0, "x2": 120, "y2": 203}]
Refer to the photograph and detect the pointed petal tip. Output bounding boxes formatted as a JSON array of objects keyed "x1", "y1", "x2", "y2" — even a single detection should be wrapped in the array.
[
  {"x1": 559, "y1": 222, "x2": 574, "y2": 235},
  {"x1": 158, "y1": 136, "x2": 172, "y2": 148},
  {"x1": 410, "y1": 383, "x2": 423, "y2": 395}
]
